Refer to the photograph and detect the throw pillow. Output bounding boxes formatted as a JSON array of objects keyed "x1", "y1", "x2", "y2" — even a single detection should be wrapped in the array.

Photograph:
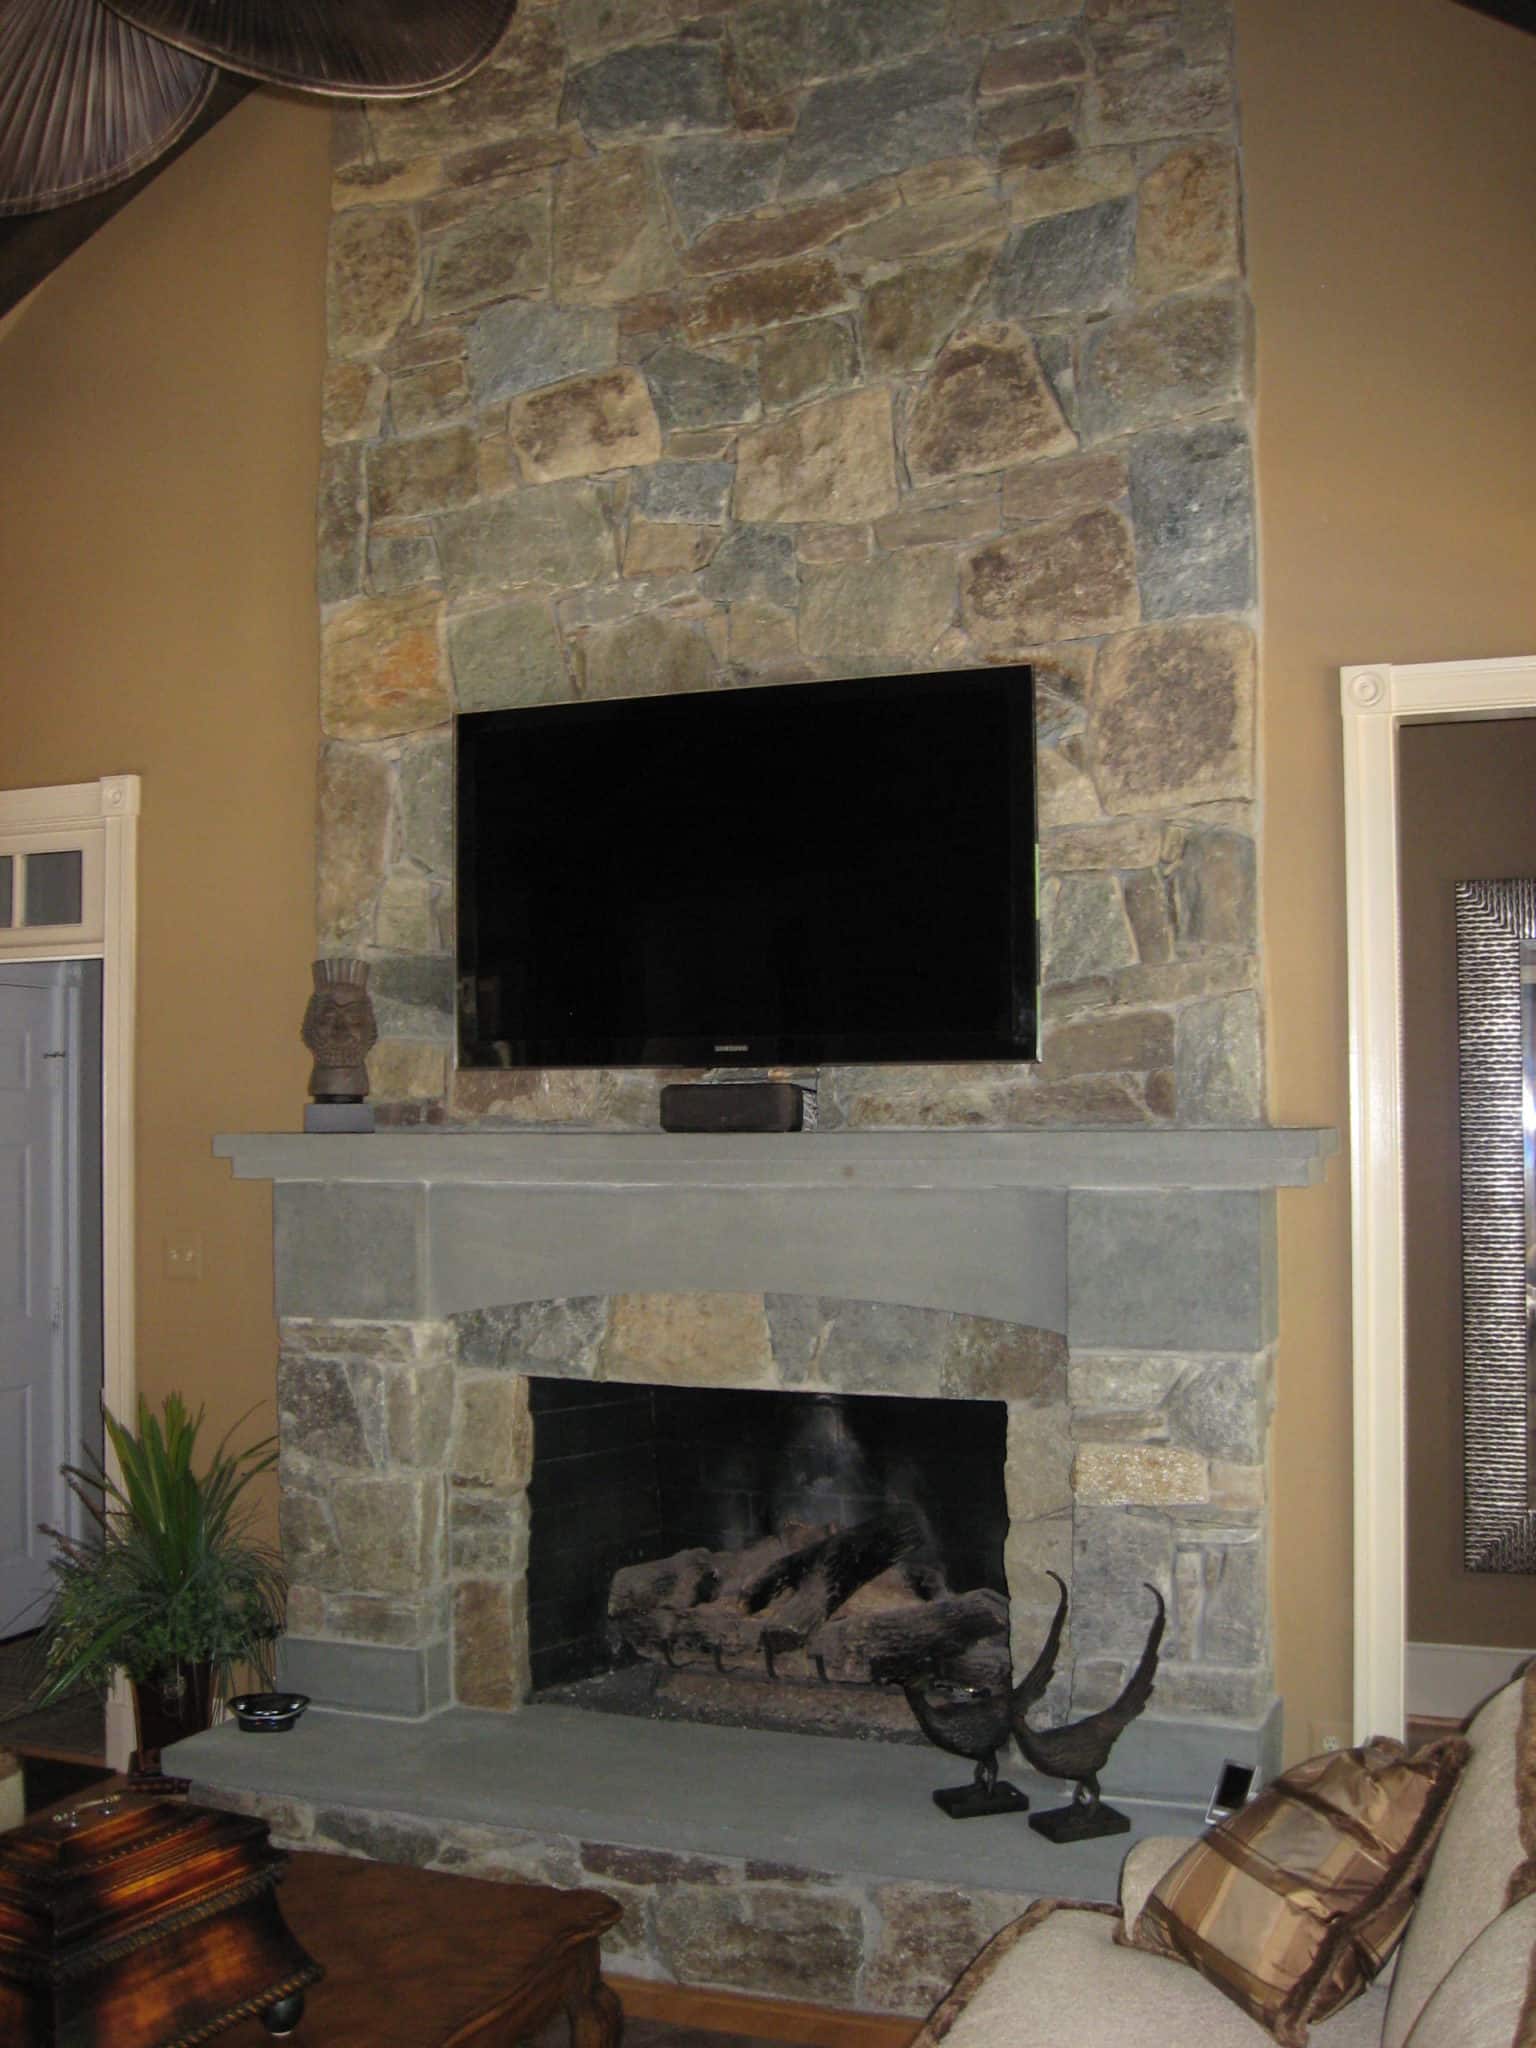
[{"x1": 1119, "y1": 1734, "x2": 1469, "y2": 2048}]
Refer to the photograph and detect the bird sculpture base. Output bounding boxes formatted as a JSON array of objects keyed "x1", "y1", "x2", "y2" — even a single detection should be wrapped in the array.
[
  {"x1": 933, "y1": 1780, "x2": 1031, "y2": 1820},
  {"x1": 1028, "y1": 1799, "x2": 1131, "y2": 1843}
]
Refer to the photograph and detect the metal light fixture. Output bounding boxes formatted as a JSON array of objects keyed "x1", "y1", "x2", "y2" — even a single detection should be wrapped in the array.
[{"x1": 0, "y1": 0, "x2": 517, "y2": 217}]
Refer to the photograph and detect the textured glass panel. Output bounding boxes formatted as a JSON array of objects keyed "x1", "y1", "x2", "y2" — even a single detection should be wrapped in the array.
[
  {"x1": 0, "y1": 856, "x2": 11, "y2": 926},
  {"x1": 23, "y1": 849, "x2": 83, "y2": 926}
]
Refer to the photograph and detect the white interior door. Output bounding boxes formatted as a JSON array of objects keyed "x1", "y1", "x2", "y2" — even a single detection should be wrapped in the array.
[{"x1": 0, "y1": 967, "x2": 67, "y2": 1636}]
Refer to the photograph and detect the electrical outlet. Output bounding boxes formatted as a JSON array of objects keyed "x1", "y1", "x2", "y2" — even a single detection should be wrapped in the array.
[
  {"x1": 163, "y1": 1232, "x2": 204, "y2": 1282},
  {"x1": 1310, "y1": 1719, "x2": 1353, "y2": 1755}
]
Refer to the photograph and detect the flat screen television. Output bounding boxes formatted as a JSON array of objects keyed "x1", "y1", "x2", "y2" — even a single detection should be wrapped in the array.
[{"x1": 455, "y1": 663, "x2": 1038, "y2": 1071}]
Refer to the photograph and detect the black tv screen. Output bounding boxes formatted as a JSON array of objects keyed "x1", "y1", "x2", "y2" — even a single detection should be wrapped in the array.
[{"x1": 456, "y1": 665, "x2": 1038, "y2": 1070}]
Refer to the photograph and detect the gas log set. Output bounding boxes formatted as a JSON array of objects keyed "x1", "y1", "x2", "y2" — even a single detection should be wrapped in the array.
[{"x1": 606, "y1": 1510, "x2": 1165, "y2": 1838}]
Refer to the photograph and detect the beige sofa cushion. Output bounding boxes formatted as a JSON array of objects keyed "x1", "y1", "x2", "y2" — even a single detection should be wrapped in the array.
[
  {"x1": 1384, "y1": 1668, "x2": 1535, "y2": 2048},
  {"x1": 912, "y1": 1899, "x2": 1389, "y2": 2048},
  {"x1": 1401, "y1": 1892, "x2": 1536, "y2": 2048}
]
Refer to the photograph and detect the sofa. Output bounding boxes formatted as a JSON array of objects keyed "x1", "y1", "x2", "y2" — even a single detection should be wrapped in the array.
[{"x1": 912, "y1": 1667, "x2": 1536, "y2": 2048}]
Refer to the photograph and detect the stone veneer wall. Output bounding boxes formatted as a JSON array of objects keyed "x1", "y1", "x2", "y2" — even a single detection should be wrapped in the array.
[
  {"x1": 316, "y1": 0, "x2": 1260, "y2": 1132},
  {"x1": 278, "y1": 1291, "x2": 1271, "y2": 1731}
]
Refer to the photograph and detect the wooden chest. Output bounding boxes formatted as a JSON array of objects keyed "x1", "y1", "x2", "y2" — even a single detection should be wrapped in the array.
[{"x1": 0, "y1": 1791, "x2": 322, "y2": 2047}]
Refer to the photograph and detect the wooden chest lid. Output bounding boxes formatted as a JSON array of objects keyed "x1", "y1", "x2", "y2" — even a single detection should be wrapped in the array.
[{"x1": 0, "y1": 1793, "x2": 283, "y2": 1973}]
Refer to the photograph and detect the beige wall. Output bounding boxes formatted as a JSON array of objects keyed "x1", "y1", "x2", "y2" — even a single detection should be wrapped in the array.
[
  {"x1": 0, "y1": 94, "x2": 332, "y2": 1536},
  {"x1": 1238, "y1": 0, "x2": 1536, "y2": 1752}
]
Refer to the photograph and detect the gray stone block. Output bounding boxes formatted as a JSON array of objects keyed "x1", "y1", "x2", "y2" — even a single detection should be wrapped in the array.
[
  {"x1": 660, "y1": 137, "x2": 787, "y2": 243},
  {"x1": 993, "y1": 198, "x2": 1137, "y2": 321},
  {"x1": 368, "y1": 953, "x2": 454, "y2": 1040},
  {"x1": 567, "y1": 42, "x2": 732, "y2": 140},
  {"x1": 1068, "y1": 1189, "x2": 1276, "y2": 1351},
  {"x1": 780, "y1": 50, "x2": 978, "y2": 200},
  {"x1": 466, "y1": 301, "x2": 616, "y2": 406},
  {"x1": 277, "y1": 1635, "x2": 443, "y2": 1718},
  {"x1": 642, "y1": 340, "x2": 760, "y2": 431},
  {"x1": 275, "y1": 1184, "x2": 424, "y2": 1320},
  {"x1": 632, "y1": 460, "x2": 734, "y2": 524},
  {"x1": 1129, "y1": 418, "x2": 1256, "y2": 620}
]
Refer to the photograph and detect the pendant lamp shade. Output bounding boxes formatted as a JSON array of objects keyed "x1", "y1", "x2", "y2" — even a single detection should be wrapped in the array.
[
  {"x1": 98, "y1": 0, "x2": 518, "y2": 98},
  {"x1": 0, "y1": 0, "x2": 217, "y2": 216}
]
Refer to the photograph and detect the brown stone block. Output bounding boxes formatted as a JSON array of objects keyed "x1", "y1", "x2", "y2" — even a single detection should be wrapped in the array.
[
  {"x1": 981, "y1": 34, "x2": 1086, "y2": 93},
  {"x1": 602, "y1": 1292, "x2": 775, "y2": 1386},
  {"x1": 907, "y1": 322, "x2": 1075, "y2": 484},
  {"x1": 760, "y1": 316, "x2": 858, "y2": 410},
  {"x1": 577, "y1": 609, "x2": 724, "y2": 698},
  {"x1": 861, "y1": 245, "x2": 994, "y2": 377},
  {"x1": 445, "y1": 125, "x2": 591, "y2": 189},
  {"x1": 1002, "y1": 449, "x2": 1128, "y2": 525},
  {"x1": 322, "y1": 595, "x2": 448, "y2": 742},
  {"x1": 316, "y1": 740, "x2": 391, "y2": 945},
  {"x1": 1074, "y1": 1442, "x2": 1209, "y2": 1505},
  {"x1": 624, "y1": 520, "x2": 721, "y2": 575},
  {"x1": 1004, "y1": 144, "x2": 1138, "y2": 226},
  {"x1": 425, "y1": 186, "x2": 552, "y2": 316},
  {"x1": 338, "y1": 1472, "x2": 444, "y2": 1595},
  {"x1": 998, "y1": 1072, "x2": 1152, "y2": 1122},
  {"x1": 944, "y1": 1317, "x2": 1067, "y2": 1403},
  {"x1": 1081, "y1": 288, "x2": 1248, "y2": 437},
  {"x1": 323, "y1": 360, "x2": 387, "y2": 443},
  {"x1": 381, "y1": 323, "x2": 469, "y2": 372},
  {"x1": 800, "y1": 550, "x2": 956, "y2": 663},
  {"x1": 368, "y1": 1039, "x2": 449, "y2": 1104},
  {"x1": 876, "y1": 480, "x2": 1002, "y2": 549},
  {"x1": 580, "y1": 1844, "x2": 732, "y2": 1887},
  {"x1": 899, "y1": 156, "x2": 996, "y2": 205},
  {"x1": 506, "y1": 366, "x2": 663, "y2": 483},
  {"x1": 683, "y1": 184, "x2": 899, "y2": 276},
  {"x1": 453, "y1": 1580, "x2": 524, "y2": 1710},
  {"x1": 963, "y1": 506, "x2": 1138, "y2": 649},
  {"x1": 1043, "y1": 1006, "x2": 1175, "y2": 1078},
  {"x1": 796, "y1": 525, "x2": 873, "y2": 564},
  {"x1": 735, "y1": 387, "x2": 898, "y2": 524},
  {"x1": 1136, "y1": 140, "x2": 1240, "y2": 295},
  {"x1": 554, "y1": 146, "x2": 681, "y2": 306},
  {"x1": 1089, "y1": 617, "x2": 1254, "y2": 811},
  {"x1": 867, "y1": 1885, "x2": 1035, "y2": 2016},
  {"x1": 679, "y1": 258, "x2": 848, "y2": 345},
  {"x1": 998, "y1": 127, "x2": 1076, "y2": 172},
  {"x1": 367, "y1": 426, "x2": 479, "y2": 522},
  {"x1": 451, "y1": 1372, "x2": 533, "y2": 1490},
  {"x1": 834, "y1": 191, "x2": 1008, "y2": 275},
  {"x1": 328, "y1": 209, "x2": 420, "y2": 357},
  {"x1": 1044, "y1": 816, "x2": 1165, "y2": 871},
  {"x1": 652, "y1": 1884, "x2": 864, "y2": 2005}
]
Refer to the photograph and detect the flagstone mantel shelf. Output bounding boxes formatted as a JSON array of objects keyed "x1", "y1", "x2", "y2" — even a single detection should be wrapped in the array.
[
  {"x1": 215, "y1": 1126, "x2": 1336, "y2": 1337},
  {"x1": 215, "y1": 1126, "x2": 1335, "y2": 1191}
]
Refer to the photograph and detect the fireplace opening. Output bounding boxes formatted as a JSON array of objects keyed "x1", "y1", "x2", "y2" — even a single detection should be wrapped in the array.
[{"x1": 525, "y1": 1380, "x2": 1009, "y2": 1741}]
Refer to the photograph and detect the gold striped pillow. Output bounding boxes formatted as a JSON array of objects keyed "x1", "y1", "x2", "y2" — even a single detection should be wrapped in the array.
[{"x1": 1120, "y1": 1735, "x2": 1469, "y2": 2047}]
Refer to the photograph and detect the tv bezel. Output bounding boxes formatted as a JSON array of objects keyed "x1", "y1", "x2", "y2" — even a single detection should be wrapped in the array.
[{"x1": 455, "y1": 664, "x2": 1039, "y2": 1073}]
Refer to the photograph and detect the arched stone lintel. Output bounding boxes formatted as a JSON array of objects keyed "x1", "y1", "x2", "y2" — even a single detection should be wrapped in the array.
[{"x1": 427, "y1": 1184, "x2": 1068, "y2": 1331}]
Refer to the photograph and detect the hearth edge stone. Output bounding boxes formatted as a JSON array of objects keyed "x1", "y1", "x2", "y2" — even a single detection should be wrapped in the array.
[{"x1": 171, "y1": 1700, "x2": 1241, "y2": 2009}]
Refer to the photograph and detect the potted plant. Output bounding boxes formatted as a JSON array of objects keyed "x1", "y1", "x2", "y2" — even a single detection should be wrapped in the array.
[{"x1": 35, "y1": 1392, "x2": 286, "y2": 1765}]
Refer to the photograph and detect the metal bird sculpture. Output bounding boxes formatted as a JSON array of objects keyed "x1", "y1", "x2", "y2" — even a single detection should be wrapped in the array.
[
  {"x1": 1009, "y1": 1571, "x2": 1166, "y2": 1842},
  {"x1": 874, "y1": 1654, "x2": 1029, "y2": 1819}
]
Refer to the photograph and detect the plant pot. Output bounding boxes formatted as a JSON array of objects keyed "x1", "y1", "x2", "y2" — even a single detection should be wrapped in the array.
[{"x1": 131, "y1": 1660, "x2": 215, "y2": 1772}]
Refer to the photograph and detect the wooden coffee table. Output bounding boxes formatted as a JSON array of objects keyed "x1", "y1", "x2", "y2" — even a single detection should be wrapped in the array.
[{"x1": 217, "y1": 1850, "x2": 623, "y2": 2048}]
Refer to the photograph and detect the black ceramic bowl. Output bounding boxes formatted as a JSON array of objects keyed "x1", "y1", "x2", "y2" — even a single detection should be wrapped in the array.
[{"x1": 227, "y1": 1691, "x2": 310, "y2": 1733}]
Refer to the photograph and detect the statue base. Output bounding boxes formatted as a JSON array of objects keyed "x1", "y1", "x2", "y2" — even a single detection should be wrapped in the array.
[
  {"x1": 1028, "y1": 1799, "x2": 1132, "y2": 1843},
  {"x1": 305, "y1": 1103, "x2": 375, "y2": 1133},
  {"x1": 933, "y1": 1780, "x2": 1031, "y2": 1820}
]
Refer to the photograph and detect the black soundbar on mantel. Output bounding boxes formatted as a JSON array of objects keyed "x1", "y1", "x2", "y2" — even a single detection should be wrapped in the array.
[{"x1": 659, "y1": 1082, "x2": 806, "y2": 1133}]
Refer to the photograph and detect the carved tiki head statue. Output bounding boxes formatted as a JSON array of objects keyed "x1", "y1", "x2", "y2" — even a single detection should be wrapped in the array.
[{"x1": 301, "y1": 958, "x2": 377, "y2": 1103}]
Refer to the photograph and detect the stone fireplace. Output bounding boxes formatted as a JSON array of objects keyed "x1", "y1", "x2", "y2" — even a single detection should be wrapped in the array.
[
  {"x1": 179, "y1": 1127, "x2": 1332, "y2": 2007},
  {"x1": 177, "y1": 0, "x2": 1342, "y2": 2010},
  {"x1": 217, "y1": 1127, "x2": 1327, "y2": 1775}
]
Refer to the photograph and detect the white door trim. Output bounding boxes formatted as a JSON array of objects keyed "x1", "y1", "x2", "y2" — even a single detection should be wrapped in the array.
[
  {"x1": 1341, "y1": 658, "x2": 1536, "y2": 1743},
  {"x1": 0, "y1": 776, "x2": 138, "y2": 1765}
]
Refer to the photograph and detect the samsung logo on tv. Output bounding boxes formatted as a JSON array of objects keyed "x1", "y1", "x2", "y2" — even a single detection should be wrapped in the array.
[{"x1": 715, "y1": 1042, "x2": 750, "y2": 1051}]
